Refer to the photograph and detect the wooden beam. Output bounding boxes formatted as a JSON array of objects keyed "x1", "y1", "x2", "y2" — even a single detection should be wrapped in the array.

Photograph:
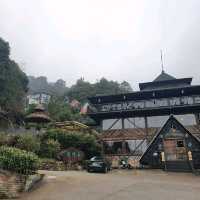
[
  {"x1": 126, "y1": 118, "x2": 135, "y2": 127},
  {"x1": 131, "y1": 139, "x2": 146, "y2": 155},
  {"x1": 101, "y1": 137, "x2": 146, "y2": 141},
  {"x1": 107, "y1": 119, "x2": 120, "y2": 130},
  {"x1": 126, "y1": 118, "x2": 142, "y2": 129}
]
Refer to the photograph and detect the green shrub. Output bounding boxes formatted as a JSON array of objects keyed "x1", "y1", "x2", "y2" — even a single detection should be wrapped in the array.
[
  {"x1": 0, "y1": 133, "x2": 19, "y2": 147},
  {"x1": 39, "y1": 139, "x2": 61, "y2": 159},
  {"x1": 0, "y1": 146, "x2": 40, "y2": 174},
  {"x1": 44, "y1": 129, "x2": 101, "y2": 158},
  {"x1": 0, "y1": 133, "x2": 9, "y2": 146},
  {"x1": 15, "y1": 134, "x2": 40, "y2": 154}
]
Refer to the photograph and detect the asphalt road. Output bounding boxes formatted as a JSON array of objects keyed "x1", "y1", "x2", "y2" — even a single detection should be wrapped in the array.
[{"x1": 20, "y1": 170, "x2": 200, "y2": 200}]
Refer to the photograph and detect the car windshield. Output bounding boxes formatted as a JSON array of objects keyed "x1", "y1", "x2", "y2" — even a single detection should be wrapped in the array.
[{"x1": 90, "y1": 157, "x2": 103, "y2": 161}]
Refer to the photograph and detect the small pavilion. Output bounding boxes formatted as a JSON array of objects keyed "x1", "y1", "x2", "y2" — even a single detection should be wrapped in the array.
[{"x1": 25, "y1": 104, "x2": 51, "y2": 127}]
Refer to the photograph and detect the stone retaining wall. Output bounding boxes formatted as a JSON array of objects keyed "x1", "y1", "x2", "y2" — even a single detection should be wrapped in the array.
[
  {"x1": 0, "y1": 170, "x2": 25, "y2": 198},
  {"x1": 0, "y1": 170, "x2": 44, "y2": 199}
]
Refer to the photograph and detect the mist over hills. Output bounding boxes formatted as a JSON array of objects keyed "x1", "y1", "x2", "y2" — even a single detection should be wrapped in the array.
[
  {"x1": 28, "y1": 76, "x2": 133, "y2": 103},
  {"x1": 28, "y1": 76, "x2": 68, "y2": 97}
]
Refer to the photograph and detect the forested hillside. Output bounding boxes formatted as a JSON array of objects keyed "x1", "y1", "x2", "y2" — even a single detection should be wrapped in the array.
[
  {"x1": 28, "y1": 76, "x2": 67, "y2": 97},
  {"x1": 0, "y1": 38, "x2": 28, "y2": 113},
  {"x1": 28, "y1": 77, "x2": 133, "y2": 103},
  {"x1": 0, "y1": 36, "x2": 133, "y2": 125}
]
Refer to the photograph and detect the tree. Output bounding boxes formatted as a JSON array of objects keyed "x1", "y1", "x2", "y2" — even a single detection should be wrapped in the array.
[
  {"x1": 52, "y1": 79, "x2": 67, "y2": 96},
  {"x1": 119, "y1": 81, "x2": 133, "y2": 93},
  {"x1": 67, "y1": 78, "x2": 95, "y2": 103},
  {"x1": 95, "y1": 78, "x2": 121, "y2": 95},
  {"x1": 0, "y1": 38, "x2": 9, "y2": 62},
  {"x1": 66, "y1": 77, "x2": 133, "y2": 103},
  {"x1": 0, "y1": 37, "x2": 28, "y2": 113},
  {"x1": 48, "y1": 97, "x2": 73, "y2": 122},
  {"x1": 45, "y1": 130, "x2": 101, "y2": 158},
  {"x1": 28, "y1": 76, "x2": 68, "y2": 97}
]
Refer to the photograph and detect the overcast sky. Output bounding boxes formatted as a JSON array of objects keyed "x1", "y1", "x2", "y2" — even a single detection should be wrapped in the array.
[{"x1": 0, "y1": 0, "x2": 200, "y2": 89}]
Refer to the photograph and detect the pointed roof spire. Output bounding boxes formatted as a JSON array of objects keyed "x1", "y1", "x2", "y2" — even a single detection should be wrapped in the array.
[
  {"x1": 151, "y1": 50, "x2": 176, "y2": 82},
  {"x1": 160, "y1": 50, "x2": 164, "y2": 73},
  {"x1": 153, "y1": 71, "x2": 176, "y2": 82}
]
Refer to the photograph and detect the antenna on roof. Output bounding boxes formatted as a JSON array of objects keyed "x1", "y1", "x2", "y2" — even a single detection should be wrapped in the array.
[{"x1": 160, "y1": 50, "x2": 164, "y2": 73}]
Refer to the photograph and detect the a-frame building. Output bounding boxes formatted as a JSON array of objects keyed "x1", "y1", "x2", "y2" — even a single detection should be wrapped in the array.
[{"x1": 140, "y1": 115, "x2": 200, "y2": 172}]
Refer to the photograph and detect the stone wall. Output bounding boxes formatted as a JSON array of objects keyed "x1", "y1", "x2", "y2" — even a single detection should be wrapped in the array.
[
  {"x1": 0, "y1": 170, "x2": 44, "y2": 199},
  {"x1": 0, "y1": 170, "x2": 26, "y2": 199}
]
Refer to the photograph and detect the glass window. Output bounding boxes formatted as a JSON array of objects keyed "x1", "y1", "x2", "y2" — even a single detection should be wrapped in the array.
[{"x1": 177, "y1": 140, "x2": 184, "y2": 147}]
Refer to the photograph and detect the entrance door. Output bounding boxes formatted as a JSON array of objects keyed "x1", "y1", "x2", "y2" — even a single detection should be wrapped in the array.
[
  {"x1": 164, "y1": 140, "x2": 177, "y2": 161},
  {"x1": 163, "y1": 139, "x2": 191, "y2": 172}
]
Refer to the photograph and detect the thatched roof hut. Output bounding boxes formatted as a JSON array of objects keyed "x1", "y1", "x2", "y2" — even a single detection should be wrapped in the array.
[{"x1": 26, "y1": 104, "x2": 51, "y2": 123}]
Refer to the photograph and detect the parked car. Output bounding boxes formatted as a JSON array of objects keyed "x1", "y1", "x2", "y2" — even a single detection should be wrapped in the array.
[{"x1": 87, "y1": 156, "x2": 111, "y2": 173}]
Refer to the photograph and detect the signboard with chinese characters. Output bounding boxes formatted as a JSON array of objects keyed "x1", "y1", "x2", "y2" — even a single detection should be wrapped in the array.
[
  {"x1": 58, "y1": 148, "x2": 84, "y2": 163},
  {"x1": 98, "y1": 95, "x2": 200, "y2": 112}
]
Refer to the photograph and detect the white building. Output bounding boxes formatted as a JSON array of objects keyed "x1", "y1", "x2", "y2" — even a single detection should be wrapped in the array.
[{"x1": 27, "y1": 93, "x2": 51, "y2": 105}]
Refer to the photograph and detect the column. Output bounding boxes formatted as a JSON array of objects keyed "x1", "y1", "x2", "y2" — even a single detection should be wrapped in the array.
[{"x1": 144, "y1": 116, "x2": 149, "y2": 143}]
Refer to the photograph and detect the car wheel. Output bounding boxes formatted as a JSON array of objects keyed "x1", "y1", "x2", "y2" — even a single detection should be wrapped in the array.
[
  {"x1": 104, "y1": 166, "x2": 108, "y2": 173},
  {"x1": 87, "y1": 168, "x2": 91, "y2": 173}
]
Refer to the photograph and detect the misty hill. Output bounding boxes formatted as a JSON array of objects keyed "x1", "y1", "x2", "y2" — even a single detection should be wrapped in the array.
[
  {"x1": 28, "y1": 76, "x2": 68, "y2": 97},
  {"x1": 67, "y1": 78, "x2": 133, "y2": 103},
  {"x1": 28, "y1": 76, "x2": 133, "y2": 103}
]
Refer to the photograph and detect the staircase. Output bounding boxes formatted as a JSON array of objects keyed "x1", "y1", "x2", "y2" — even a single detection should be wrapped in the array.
[{"x1": 165, "y1": 161, "x2": 192, "y2": 172}]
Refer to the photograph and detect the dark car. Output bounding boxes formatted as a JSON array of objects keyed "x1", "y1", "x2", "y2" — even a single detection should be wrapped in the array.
[{"x1": 87, "y1": 156, "x2": 111, "y2": 173}]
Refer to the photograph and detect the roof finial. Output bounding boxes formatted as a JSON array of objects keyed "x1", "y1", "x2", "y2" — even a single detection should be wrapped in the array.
[{"x1": 160, "y1": 50, "x2": 164, "y2": 73}]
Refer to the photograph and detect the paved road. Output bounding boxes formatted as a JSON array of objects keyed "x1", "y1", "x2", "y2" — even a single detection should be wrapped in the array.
[{"x1": 20, "y1": 170, "x2": 200, "y2": 200}]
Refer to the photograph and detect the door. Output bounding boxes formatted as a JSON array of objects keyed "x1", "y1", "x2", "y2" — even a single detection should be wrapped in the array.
[
  {"x1": 164, "y1": 139, "x2": 188, "y2": 161},
  {"x1": 163, "y1": 139, "x2": 191, "y2": 172}
]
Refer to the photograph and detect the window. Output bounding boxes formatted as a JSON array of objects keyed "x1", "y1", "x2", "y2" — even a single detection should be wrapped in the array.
[{"x1": 177, "y1": 140, "x2": 184, "y2": 147}]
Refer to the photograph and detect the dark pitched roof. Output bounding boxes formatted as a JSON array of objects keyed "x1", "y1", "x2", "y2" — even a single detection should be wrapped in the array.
[
  {"x1": 26, "y1": 104, "x2": 51, "y2": 123},
  {"x1": 153, "y1": 71, "x2": 176, "y2": 82},
  {"x1": 26, "y1": 112, "x2": 51, "y2": 123},
  {"x1": 139, "y1": 75, "x2": 192, "y2": 91},
  {"x1": 100, "y1": 125, "x2": 200, "y2": 141},
  {"x1": 35, "y1": 104, "x2": 45, "y2": 112},
  {"x1": 100, "y1": 128, "x2": 157, "y2": 141},
  {"x1": 140, "y1": 115, "x2": 200, "y2": 164}
]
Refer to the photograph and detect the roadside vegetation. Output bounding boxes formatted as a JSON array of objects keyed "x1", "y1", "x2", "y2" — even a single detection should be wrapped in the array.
[
  {"x1": 0, "y1": 36, "x2": 133, "y2": 175},
  {"x1": 0, "y1": 129, "x2": 101, "y2": 172},
  {"x1": 0, "y1": 28, "x2": 133, "y2": 199},
  {"x1": 0, "y1": 146, "x2": 39, "y2": 175}
]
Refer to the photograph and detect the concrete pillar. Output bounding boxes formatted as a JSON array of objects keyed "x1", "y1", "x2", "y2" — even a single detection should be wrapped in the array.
[
  {"x1": 100, "y1": 120, "x2": 103, "y2": 131},
  {"x1": 122, "y1": 141, "x2": 126, "y2": 154},
  {"x1": 144, "y1": 116, "x2": 149, "y2": 143},
  {"x1": 195, "y1": 114, "x2": 200, "y2": 126},
  {"x1": 122, "y1": 118, "x2": 125, "y2": 129}
]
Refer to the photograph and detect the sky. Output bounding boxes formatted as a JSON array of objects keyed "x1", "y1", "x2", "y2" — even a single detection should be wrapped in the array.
[{"x1": 0, "y1": 0, "x2": 200, "y2": 90}]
